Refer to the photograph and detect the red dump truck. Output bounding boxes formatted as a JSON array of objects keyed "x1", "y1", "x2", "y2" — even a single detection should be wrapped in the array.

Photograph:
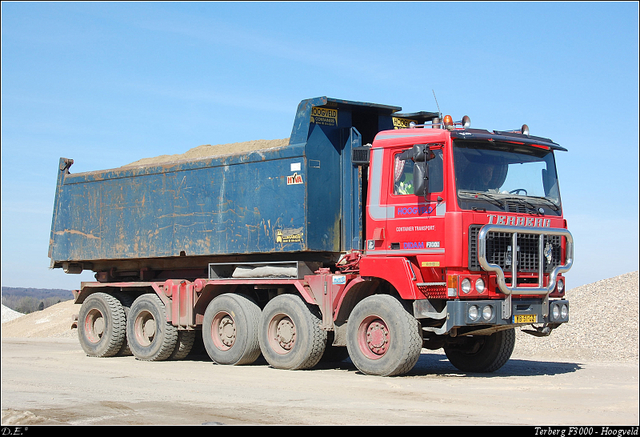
[{"x1": 49, "y1": 96, "x2": 573, "y2": 376}]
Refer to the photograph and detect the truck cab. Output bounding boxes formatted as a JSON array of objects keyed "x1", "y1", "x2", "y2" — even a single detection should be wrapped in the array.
[{"x1": 359, "y1": 116, "x2": 573, "y2": 347}]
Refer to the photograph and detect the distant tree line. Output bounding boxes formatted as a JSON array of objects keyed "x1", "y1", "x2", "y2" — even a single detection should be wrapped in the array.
[{"x1": 1, "y1": 287, "x2": 73, "y2": 314}]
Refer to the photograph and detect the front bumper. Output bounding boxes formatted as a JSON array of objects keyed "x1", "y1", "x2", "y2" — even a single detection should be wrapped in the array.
[{"x1": 414, "y1": 298, "x2": 569, "y2": 335}]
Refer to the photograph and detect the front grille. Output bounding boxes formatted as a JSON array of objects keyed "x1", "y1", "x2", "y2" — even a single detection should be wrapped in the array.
[{"x1": 469, "y1": 225, "x2": 562, "y2": 273}]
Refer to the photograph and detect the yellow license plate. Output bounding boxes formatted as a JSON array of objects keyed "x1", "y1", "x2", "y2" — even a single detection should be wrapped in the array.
[{"x1": 513, "y1": 314, "x2": 537, "y2": 324}]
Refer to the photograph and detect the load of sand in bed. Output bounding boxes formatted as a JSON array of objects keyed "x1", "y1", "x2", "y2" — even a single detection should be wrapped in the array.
[{"x1": 121, "y1": 138, "x2": 290, "y2": 167}]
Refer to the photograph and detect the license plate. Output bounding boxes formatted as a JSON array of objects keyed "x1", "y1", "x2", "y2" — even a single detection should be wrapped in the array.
[{"x1": 513, "y1": 314, "x2": 537, "y2": 324}]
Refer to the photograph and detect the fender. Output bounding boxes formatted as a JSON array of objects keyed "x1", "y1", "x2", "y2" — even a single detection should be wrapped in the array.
[{"x1": 359, "y1": 256, "x2": 422, "y2": 300}]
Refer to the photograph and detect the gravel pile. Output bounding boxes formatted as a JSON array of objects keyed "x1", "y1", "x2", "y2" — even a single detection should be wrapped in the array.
[
  {"x1": 1, "y1": 305, "x2": 25, "y2": 323},
  {"x1": 513, "y1": 271, "x2": 638, "y2": 362},
  {"x1": 2, "y1": 301, "x2": 78, "y2": 339},
  {"x1": 2, "y1": 271, "x2": 638, "y2": 362}
]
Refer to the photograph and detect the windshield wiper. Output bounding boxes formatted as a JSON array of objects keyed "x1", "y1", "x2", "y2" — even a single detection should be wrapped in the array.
[
  {"x1": 529, "y1": 196, "x2": 560, "y2": 211},
  {"x1": 458, "y1": 190, "x2": 505, "y2": 209}
]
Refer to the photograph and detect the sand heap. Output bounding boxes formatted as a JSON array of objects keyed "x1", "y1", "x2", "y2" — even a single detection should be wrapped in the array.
[
  {"x1": 514, "y1": 270, "x2": 638, "y2": 362},
  {"x1": 122, "y1": 138, "x2": 290, "y2": 167},
  {"x1": 2, "y1": 305, "x2": 24, "y2": 323}
]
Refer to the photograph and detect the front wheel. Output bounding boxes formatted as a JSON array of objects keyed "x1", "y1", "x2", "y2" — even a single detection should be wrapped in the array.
[
  {"x1": 444, "y1": 329, "x2": 515, "y2": 373},
  {"x1": 346, "y1": 294, "x2": 422, "y2": 376}
]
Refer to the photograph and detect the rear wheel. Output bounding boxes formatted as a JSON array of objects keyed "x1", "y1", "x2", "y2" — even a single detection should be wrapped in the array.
[
  {"x1": 346, "y1": 294, "x2": 422, "y2": 376},
  {"x1": 126, "y1": 294, "x2": 178, "y2": 361},
  {"x1": 259, "y1": 294, "x2": 327, "y2": 370},
  {"x1": 320, "y1": 336, "x2": 350, "y2": 363},
  {"x1": 170, "y1": 330, "x2": 196, "y2": 360},
  {"x1": 78, "y1": 292, "x2": 126, "y2": 357},
  {"x1": 202, "y1": 293, "x2": 262, "y2": 365},
  {"x1": 444, "y1": 329, "x2": 515, "y2": 373},
  {"x1": 113, "y1": 293, "x2": 137, "y2": 357}
]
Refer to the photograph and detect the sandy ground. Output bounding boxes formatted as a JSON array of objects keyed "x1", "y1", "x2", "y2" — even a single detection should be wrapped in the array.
[{"x1": 1, "y1": 338, "x2": 638, "y2": 426}]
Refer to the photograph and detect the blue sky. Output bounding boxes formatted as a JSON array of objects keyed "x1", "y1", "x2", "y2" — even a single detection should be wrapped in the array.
[{"x1": 2, "y1": 2, "x2": 638, "y2": 291}]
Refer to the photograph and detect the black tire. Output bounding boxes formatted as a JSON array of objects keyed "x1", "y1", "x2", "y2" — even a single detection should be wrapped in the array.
[
  {"x1": 202, "y1": 293, "x2": 262, "y2": 365},
  {"x1": 170, "y1": 330, "x2": 196, "y2": 360},
  {"x1": 320, "y1": 345, "x2": 350, "y2": 363},
  {"x1": 113, "y1": 293, "x2": 137, "y2": 357},
  {"x1": 444, "y1": 329, "x2": 515, "y2": 373},
  {"x1": 126, "y1": 293, "x2": 178, "y2": 361},
  {"x1": 77, "y1": 292, "x2": 126, "y2": 358},
  {"x1": 346, "y1": 294, "x2": 422, "y2": 376},
  {"x1": 258, "y1": 294, "x2": 327, "y2": 370},
  {"x1": 319, "y1": 332, "x2": 350, "y2": 363}
]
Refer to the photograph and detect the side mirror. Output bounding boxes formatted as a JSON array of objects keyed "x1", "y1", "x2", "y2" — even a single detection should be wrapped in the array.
[
  {"x1": 412, "y1": 145, "x2": 434, "y2": 197},
  {"x1": 412, "y1": 144, "x2": 435, "y2": 162},
  {"x1": 413, "y1": 161, "x2": 428, "y2": 197}
]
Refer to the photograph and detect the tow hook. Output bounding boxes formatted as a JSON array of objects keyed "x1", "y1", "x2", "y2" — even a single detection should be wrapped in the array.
[{"x1": 522, "y1": 323, "x2": 553, "y2": 337}]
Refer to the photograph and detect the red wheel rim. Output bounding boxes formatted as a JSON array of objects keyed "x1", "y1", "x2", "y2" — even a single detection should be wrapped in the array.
[
  {"x1": 84, "y1": 309, "x2": 105, "y2": 344},
  {"x1": 357, "y1": 315, "x2": 389, "y2": 360},
  {"x1": 134, "y1": 310, "x2": 156, "y2": 347},
  {"x1": 267, "y1": 313, "x2": 296, "y2": 355},
  {"x1": 211, "y1": 311, "x2": 236, "y2": 351}
]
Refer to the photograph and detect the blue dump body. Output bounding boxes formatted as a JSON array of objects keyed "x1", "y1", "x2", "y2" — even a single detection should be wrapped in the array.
[{"x1": 49, "y1": 97, "x2": 438, "y2": 275}]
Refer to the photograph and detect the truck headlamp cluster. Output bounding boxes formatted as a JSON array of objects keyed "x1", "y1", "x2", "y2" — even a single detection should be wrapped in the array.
[
  {"x1": 467, "y1": 303, "x2": 496, "y2": 323},
  {"x1": 549, "y1": 301, "x2": 569, "y2": 322},
  {"x1": 457, "y1": 275, "x2": 487, "y2": 295}
]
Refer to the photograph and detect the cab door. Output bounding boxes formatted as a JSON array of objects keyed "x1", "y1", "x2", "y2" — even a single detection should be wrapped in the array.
[{"x1": 384, "y1": 142, "x2": 446, "y2": 262}]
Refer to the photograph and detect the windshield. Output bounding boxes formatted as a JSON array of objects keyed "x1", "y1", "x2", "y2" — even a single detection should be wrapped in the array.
[{"x1": 453, "y1": 140, "x2": 562, "y2": 215}]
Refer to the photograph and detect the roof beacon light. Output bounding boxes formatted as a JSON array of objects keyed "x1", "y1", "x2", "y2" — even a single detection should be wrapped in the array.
[
  {"x1": 462, "y1": 115, "x2": 471, "y2": 128},
  {"x1": 521, "y1": 124, "x2": 530, "y2": 135},
  {"x1": 443, "y1": 115, "x2": 453, "y2": 130}
]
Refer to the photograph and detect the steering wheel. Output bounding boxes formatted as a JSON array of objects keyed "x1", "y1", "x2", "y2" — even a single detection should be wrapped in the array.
[{"x1": 509, "y1": 188, "x2": 528, "y2": 195}]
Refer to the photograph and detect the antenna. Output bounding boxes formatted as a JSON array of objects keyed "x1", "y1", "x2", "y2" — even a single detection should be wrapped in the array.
[{"x1": 432, "y1": 89, "x2": 441, "y2": 116}]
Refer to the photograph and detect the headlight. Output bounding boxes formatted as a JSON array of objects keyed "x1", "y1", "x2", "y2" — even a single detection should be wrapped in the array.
[
  {"x1": 557, "y1": 279, "x2": 564, "y2": 294},
  {"x1": 475, "y1": 278, "x2": 485, "y2": 293},
  {"x1": 468, "y1": 305, "x2": 480, "y2": 321},
  {"x1": 482, "y1": 305, "x2": 493, "y2": 321},
  {"x1": 461, "y1": 278, "x2": 471, "y2": 294},
  {"x1": 552, "y1": 305, "x2": 560, "y2": 320},
  {"x1": 561, "y1": 304, "x2": 568, "y2": 319}
]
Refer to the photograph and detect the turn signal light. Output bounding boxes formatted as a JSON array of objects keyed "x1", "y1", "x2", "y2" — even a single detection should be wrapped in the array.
[{"x1": 447, "y1": 274, "x2": 458, "y2": 289}]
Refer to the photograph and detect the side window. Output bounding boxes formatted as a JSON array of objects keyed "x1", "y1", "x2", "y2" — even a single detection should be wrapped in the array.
[
  {"x1": 393, "y1": 154, "x2": 415, "y2": 195},
  {"x1": 428, "y1": 148, "x2": 444, "y2": 193},
  {"x1": 393, "y1": 147, "x2": 443, "y2": 195}
]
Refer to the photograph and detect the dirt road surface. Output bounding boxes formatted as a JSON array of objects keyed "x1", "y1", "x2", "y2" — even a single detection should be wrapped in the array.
[{"x1": 1, "y1": 337, "x2": 637, "y2": 426}]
